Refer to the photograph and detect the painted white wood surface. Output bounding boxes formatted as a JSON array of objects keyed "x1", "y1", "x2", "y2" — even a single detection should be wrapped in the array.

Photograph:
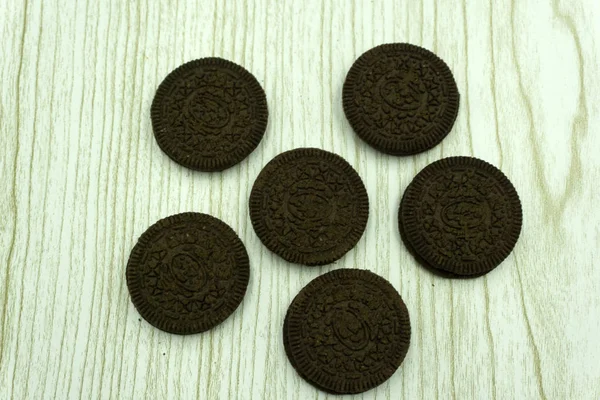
[{"x1": 1, "y1": 0, "x2": 599, "y2": 398}]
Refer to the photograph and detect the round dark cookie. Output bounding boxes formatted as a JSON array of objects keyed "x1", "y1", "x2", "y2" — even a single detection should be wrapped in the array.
[
  {"x1": 284, "y1": 269, "x2": 411, "y2": 394},
  {"x1": 249, "y1": 148, "x2": 369, "y2": 266},
  {"x1": 399, "y1": 157, "x2": 522, "y2": 276},
  {"x1": 126, "y1": 212, "x2": 249, "y2": 334},
  {"x1": 151, "y1": 58, "x2": 268, "y2": 171},
  {"x1": 343, "y1": 43, "x2": 459, "y2": 155}
]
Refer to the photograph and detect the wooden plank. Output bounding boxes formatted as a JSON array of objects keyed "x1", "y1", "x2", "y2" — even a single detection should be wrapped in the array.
[{"x1": 1, "y1": 0, "x2": 599, "y2": 398}]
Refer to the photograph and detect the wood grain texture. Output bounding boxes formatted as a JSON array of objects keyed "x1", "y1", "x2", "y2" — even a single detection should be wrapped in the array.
[{"x1": 1, "y1": 0, "x2": 599, "y2": 398}]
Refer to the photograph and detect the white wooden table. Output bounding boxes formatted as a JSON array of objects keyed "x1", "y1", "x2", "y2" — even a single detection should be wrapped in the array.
[{"x1": 1, "y1": 0, "x2": 599, "y2": 399}]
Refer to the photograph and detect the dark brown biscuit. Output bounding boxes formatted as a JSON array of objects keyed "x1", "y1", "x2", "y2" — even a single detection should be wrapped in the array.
[
  {"x1": 343, "y1": 43, "x2": 459, "y2": 155},
  {"x1": 284, "y1": 269, "x2": 411, "y2": 394},
  {"x1": 399, "y1": 157, "x2": 522, "y2": 276},
  {"x1": 249, "y1": 148, "x2": 369, "y2": 266},
  {"x1": 126, "y1": 212, "x2": 249, "y2": 334},
  {"x1": 151, "y1": 58, "x2": 268, "y2": 171}
]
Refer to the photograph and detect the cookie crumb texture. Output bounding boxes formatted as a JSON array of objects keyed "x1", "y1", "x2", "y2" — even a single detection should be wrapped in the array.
[
  {"x1": 400, "y1": 157, "x2": 522, "y2": 276},
  {"x1": 249, "y1": 148, "x2": 369, "y2": 266},
  {"x1": 284, "y1": 269, "x2": 411, "y2": 394},
  {"x1": 151, "y1": 58, "x2": 268, "y2": 171},
  {"x1": 126, "y1": 213, "x2": 249, "y2": 334},
  {"x1": 343, "y1": 43, "x2": 459, "y2": 155}
]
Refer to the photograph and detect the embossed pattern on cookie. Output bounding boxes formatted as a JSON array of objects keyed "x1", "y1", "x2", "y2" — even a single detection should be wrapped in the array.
[
  {"x1": 343, "y1": 43, "x2": 459, "y2": 155},
  {"x1": 284, "y1": 269, "x2": 411, "y2": 394},
  {"x1": 399, "y1": 157, "x2": 522, "y2": 276},
  {"x1": 126, "y1": 213, "x2": 249, "y2": 334},
  {"x1": 151, "y1": 58, "x2": 268, "y2": 171},
  {"x1": 249, "y1": 148, "x2": 369, "y2": 266}
]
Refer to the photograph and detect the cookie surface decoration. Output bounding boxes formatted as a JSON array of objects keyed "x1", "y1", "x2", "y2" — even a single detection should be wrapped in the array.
[
  {"x1": 399, "y1": 157, "x2": 522, "y2": 276},
  {"x1": 249, "y1": 148, "x2": 369, "y2": 266},
  {"x1": 151, "y1": 58, "x2": 268, "y2": 171},
  {"x1": 126, "y1": 213, "x2": 249, "y2": 334},
  {"x1": 343, "y1": 43, "x2": 459, "y2": 155},
  {"x1": 284, "y1": 269, "x2": 411, "y2": 394}
]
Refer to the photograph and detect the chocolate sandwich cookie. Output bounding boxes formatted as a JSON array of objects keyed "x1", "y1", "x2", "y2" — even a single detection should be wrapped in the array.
[
  {"x1": 399, "y1": 157, "x2": 522, "y2": 276},
  {"x1": 249, "y1": 148, "x2": 369, "y2": 266},
  {"x1": 151, "y1": 58, "x2": 268, "y2": 171},
  {"x1": 283, "y1": 269, "x2": 411, "y2": 394},
  {"x1": 126, "y1": 213, "x2": 249, "y2": 334},
  {"x1": 343, "y1": 43, "x2": 459, "y2": 155}
]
